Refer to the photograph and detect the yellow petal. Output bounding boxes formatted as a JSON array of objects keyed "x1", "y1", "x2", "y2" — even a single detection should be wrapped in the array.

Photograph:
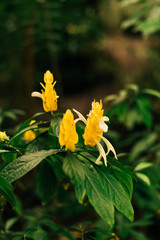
[{"x1": 59, "y1": 109, "x2": 78, "y2": 151}]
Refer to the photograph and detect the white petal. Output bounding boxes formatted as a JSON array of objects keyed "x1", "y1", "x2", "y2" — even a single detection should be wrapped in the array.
[
  {"x1": 100, "y1": 135, "x2": 118, "y2": 160},
  {"x1": 101, "y1": 116, "x2": 109, "y2": 122},
  {"x1": 95, "y1": 154, "x2": 102, "y2": 165},
  {"x1": 98, "y1": 116, "x2": 109, "y2": 132},
  {"x1": 99, "y1": 121, "x2": 108, "y2": 132},
  {"x1": 73, "y1": 109, "x2": 87, "y2": 124},
  {"x1": 95, "y1": 140, "x2": 107, "y2": 166},
  {"x1": 31, "y1": 91, "x2": 42, "y2": 98}
]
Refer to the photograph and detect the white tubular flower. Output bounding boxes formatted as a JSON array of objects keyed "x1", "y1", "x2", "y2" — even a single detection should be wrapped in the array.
[{"x1": 73, "y1": 108, "x2": 87, "y2": 124}]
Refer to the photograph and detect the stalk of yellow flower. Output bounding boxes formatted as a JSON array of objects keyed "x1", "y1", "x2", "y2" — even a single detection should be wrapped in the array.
[
  {"x1": 73, "y1": 100, "x2": 117, "y2": 166},
  {"x1": 31, "y1": 70, "x2": 59, "y2": 112},
  {"x1": 0, "y1": 131, "x2": 8, "y2": 141},
  {"x1": 59, "y1": 109, "x2": 78, "y2": 151}
]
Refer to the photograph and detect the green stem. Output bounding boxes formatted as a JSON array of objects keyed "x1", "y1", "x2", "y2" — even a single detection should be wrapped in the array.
[
  {"x1": 8, "y1": 145, "x2": 23, "y2": 156},
  {"x1": 81, "y1": 232, "x2": 84, "y2": 240},
  {"x1": 51, "y1": 111, "x2": 54, "y2": 117}
]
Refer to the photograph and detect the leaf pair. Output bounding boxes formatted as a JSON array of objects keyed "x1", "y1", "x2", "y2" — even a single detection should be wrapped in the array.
[{"x1": 63, "y1": 154, "x2": 134, "y2": 228}]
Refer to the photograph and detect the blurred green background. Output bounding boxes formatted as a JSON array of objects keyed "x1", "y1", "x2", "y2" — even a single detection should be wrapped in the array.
[{"x1": 1, "y1": 0, "x2": 160, "y2": 117}]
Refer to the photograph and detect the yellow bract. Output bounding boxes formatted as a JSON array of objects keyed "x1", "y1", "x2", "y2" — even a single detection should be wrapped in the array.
[
  {"x1": 44, "y1": 70, "x2": 54, "y2": 83},
  {"x1": 0, "y1": 131, "x2": 7, "y2": 141},
  {"x1": 29, "y1": 120, "x2": 37, "y2": 129},
  {"x1": 59, "y1": 109, "x2": 78, "y2": 151},
  {"x1": 83, "y1": 100, "x2": 103, "y2": 146},
  {"x1": 41, "y1": 70, "x2": 58, "y2": 112}
]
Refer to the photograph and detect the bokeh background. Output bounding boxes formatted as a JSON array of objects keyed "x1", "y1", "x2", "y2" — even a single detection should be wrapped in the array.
[{"x1": 1, "y1": 0, "x2": 160, "y2": 118}]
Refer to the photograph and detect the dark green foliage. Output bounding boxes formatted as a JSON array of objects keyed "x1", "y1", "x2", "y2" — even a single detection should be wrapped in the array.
[{"x1": 36, "y1": 159, "x2": 58, "y2": 205}]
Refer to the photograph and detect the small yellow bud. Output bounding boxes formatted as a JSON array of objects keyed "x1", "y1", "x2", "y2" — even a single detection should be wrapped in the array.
[
  {"x1": 24, "y1": 120, "x2": 37, "y2": 142},
  {"x1": 24, "y1": 130, "x2": 36, "y2": 142}
]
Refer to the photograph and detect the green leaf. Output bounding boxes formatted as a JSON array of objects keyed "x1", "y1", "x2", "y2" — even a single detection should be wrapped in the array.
[
  {"x1": 107, "y1": 156, "x2": 133, "y2": 176},
  {"x1": 84, "y1": 167, "x2": 115, "y2": 228},
  {"x1": 107, "y1": 156, "x2": 134, "y2": 199},
  {"x1": 76, "y1": 123, "x2": 85, "y2": 145},
  {"x1": 63, "y1": 154, "x2": 115, "y2": 227},
  {"x1": 0, "y1": 175, "x2": 21, "y2": 212},
  {"x1": 0, "y1": 152, "x2": 18, "y2": 173},
  {"x1": 136, "y1": 172, "x2": 151, "y2": 186},
  {"x1": 130, "y1": 132, "x2": 157, "y2": 160},
  {"x1": 125, "y1": 109, "x2": 142, "y2": 129},
  {"x1": 117, "y1": 101, "x2": 128, "y2": 123},
  {"x1": 112, "y1": 168, "x2": 133, "y2": 200},
  {"x1": 136, "y1": 96, "x2": 152, "y2": 128},
  {"x1": 50, "y1": 116, "x2": 61, "y2": 138},
  {"x1": 134, "y1": 162, "x2": 153, "y2": 172},
  {"x1": 63, "y1": 154, "x2": 85, "y2": 203},
  {"x1": 0, "y1": 149, "x2": 58, "y2": 183},
  {"x1": 37, "y1": 160, "x2": 57, "y2": 204},
  {"x1": 1, "y1": 152, "x2": 17, "y2": 163},
  {"x1": 48, "y1": 155, "x2": 65, "y2": 179},
  {"x1": 5, "y1": 216, "x2": 19, "y2": 232},
  {"x1": 143, "y1": 88, "x2": 160, "y2": 98},
  {"x1": 92, "y1": 164, "x2": 134, "y2": 222}
]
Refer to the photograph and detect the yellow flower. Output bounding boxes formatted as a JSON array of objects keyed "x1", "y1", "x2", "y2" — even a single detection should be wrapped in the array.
[
  {"x1": 0, "y1": 131, "x2": 8, "y2": 141},
  {"x1": 83, "y1": 100, "x2": 104, "y2": 146},
  {"x1": 31, "y1": 70, "x2": 59, "y2": 112},
  {"x1": 73, "y1": 100, "x2": 117, "y2": 166},
  {"x1": 59, "y1": 109, "x2": 78, "y2": 151},
  {"x1": 24, "y1": 130, "x2": 36, "y2": 142},
  {"x1": 24, "y1": 120, "x2": 37, "y2": 142}
]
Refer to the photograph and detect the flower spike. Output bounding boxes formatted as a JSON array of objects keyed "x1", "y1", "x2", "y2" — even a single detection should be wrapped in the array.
[
  {"x1": 31, "y1": 70, "x2": 58, "y2": 112},
  {"x1": 74, "y1": 100, "x2": 117, "y2": 166}
]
